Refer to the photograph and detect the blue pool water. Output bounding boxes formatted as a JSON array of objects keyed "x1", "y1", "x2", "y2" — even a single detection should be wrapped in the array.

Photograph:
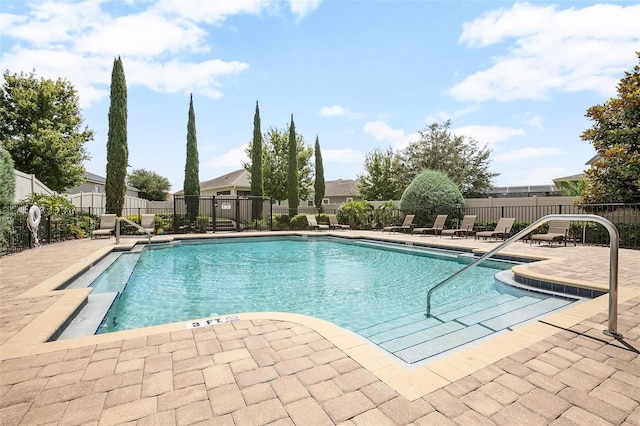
[{"x1": 94, "y1": 237, "x2": 542, "y2": 334}]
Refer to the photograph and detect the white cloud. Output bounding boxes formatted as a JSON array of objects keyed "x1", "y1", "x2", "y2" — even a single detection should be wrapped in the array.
[
  {"x1": 453, "y1": 125, "x2": 525, "y2": 148},
  {"x1": 154, "y1": 0, "x2": 264, "y2": 24},
  {"x1": 288, "y1": 0, "x2": 322, "y2": 20},
  {"x1": 362, "y1": 120, "x2": 418, "y2": 150},
  {"x1": 204, "y1": 145, "x2": 248, "y2": 170},
  {"x1": 425, "y1": 104, "x2": 479, "y2": 124},
  {"x1": 451, "y1": 3, "x2": 640, "y2": 102},
  {"x1": 0, "y1": 0, "x2": 314, "y2": 107},
  {"x1": 498, "y1": 167, "x2": 569, "y2": 186},
  {"x1": 319, "y1": 105, "x2": 359, "y2": 119},
  {"x1": 494, "y1": 147, "x2": 566, "y2": 162},
  {"x1": 522, "y1": 113, "x2": 543, "y2": 130},
  {"x1": 323, "y1": 149, "x2": 364, "y2": 164}
]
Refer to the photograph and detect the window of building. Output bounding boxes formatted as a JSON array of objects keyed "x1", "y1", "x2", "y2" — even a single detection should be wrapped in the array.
[
  {"x1": 346, "y1": 197, "x2": 353, "y2": 203},
  {"x1": 307, "y1": 200, "x2": 314, "y2": 207},
  {"x1": 322, "y1": 199, "x2": 329, "y2": 204}
]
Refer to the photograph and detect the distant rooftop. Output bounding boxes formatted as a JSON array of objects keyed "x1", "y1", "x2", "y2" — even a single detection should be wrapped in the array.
[{"x1": 486, "y1": 184, "x2": 562, "y2": 197}]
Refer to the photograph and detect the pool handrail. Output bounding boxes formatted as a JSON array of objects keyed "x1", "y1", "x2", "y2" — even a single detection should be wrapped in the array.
[
  {"x1": 115, "y1": 216, "x2": 153, "y2": 245},
  {"x1": 425, "y1": 214, "x2": 621, "y2": 339}
]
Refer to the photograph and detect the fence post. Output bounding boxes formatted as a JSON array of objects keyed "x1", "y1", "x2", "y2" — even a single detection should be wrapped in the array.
[
  {"x1": 270, "y1": 198, "x2": 273, "y2": 230},
  {"x1": 173, "y1": 197, "x2": 177, "y2": 233},
  {"x1": 235, "y1": 196, "x2": 240, "y2": 231},
  {"x1": 212, "y1": 196, "x2": 217, "y2": 233}
]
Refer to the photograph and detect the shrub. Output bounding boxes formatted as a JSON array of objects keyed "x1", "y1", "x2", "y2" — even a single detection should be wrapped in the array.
[
  {"x1": 290, "y1": 214, "x2": 309, "y2": 230},
  {"x1": 338, "y1": 201, "x2": 373, "y2": 229},
  {"x1": 373, "y1": 201, "x2": 396, "y2": 227},
  {"x1": 0, "y1": 147, "x2": 16, "y2": 254},
  {"x1": 400, "y1": 170, "x2": 464, "y2": 226}
]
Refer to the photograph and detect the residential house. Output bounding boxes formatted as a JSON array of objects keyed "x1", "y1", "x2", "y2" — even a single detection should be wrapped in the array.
[
  {"x1": 174, "y1": 169, "x2": 251, "y2": 197},
  {"x1": 66, "y1": 171, "x2": 139, "y2": 197}
]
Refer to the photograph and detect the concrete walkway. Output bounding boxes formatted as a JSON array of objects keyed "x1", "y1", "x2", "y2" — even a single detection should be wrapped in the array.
[{"x1": 1, "y1": 233, "x2": 639, "y2": 425}]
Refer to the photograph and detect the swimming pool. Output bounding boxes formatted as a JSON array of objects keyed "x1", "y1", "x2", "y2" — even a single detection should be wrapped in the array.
[{"x1": 87, "y1": 236, "x2": 577, "y2": 363}]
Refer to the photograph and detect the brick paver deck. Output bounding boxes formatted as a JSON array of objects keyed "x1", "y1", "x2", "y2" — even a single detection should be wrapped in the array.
[{"x1": 1, "y1": 233, "x2": 639, "y2": 425}]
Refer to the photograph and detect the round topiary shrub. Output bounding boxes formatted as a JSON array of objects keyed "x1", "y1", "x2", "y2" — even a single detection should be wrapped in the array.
[{"x1": 399, "y1": 170, "x2": 464, "y2": 226}]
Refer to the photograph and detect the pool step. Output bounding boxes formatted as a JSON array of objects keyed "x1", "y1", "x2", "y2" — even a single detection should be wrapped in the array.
[{"x1": 361, "y1": 292, "x2": 575, "y2": 364}]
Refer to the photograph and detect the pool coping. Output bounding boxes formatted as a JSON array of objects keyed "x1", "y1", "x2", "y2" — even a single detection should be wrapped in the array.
[{"x1": 2, "y1": 232, "x2": 639, "y2": 402}]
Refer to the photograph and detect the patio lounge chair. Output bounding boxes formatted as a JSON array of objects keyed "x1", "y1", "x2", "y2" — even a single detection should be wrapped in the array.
[
  {"x1": 412, "y1": 214, "x2": 448, "y2": 236},
  {"x1": 382, "y1": 215, "x2": 415, "y2": 233},
  {"x1": 92, "y1": 214, "x2": 117, "y2": 239},
  {"x1": 139, "y1": 214, "x2": 156, "y2": 235},
  {"x1": 531, "y1": 220, "x2": 573, "y2": 246},
  {"x1": 328, "y1": 214, "x2": 350, "y2": 230},
  {"x1": 306, "y1": 214, "x2": 329, "y2": 231},
  {"x1": 475, "y1": 217, "x2": 516, "y2": 241},
  {"x1": 441, "y1": 215, "x2": 477, "y2": 238}
]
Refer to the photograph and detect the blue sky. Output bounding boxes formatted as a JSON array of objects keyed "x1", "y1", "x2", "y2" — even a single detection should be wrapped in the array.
[{"x1": 2, "y1": 1, "x2": 639, "y2": 192}]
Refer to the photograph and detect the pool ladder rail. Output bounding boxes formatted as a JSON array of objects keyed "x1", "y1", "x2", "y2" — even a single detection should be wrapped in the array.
[
  {"x1": 425, "y1": 214, "x2": 622, "y2": 339},
  {"x1": 115, "y1": 216, "x2": 153, "y2": 245}
]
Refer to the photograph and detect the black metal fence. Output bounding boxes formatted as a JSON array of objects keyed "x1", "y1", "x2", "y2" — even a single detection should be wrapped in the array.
[
  {"x1": 402, "y1": 203, "x2": 639, "y2": 249},
  {"x1": 3, "y1": 200, "x2": 639, "y2": 255}
]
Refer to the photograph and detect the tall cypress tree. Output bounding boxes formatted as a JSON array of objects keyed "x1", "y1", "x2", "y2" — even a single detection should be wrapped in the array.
[
  {"x1": 183, "y1": 94, "x2": 200, "y2": 221},
  {"x1": 313, "y1": 135, "x2": 325, "y2": 213},
  {"x1": 251, "y1": 101, "x2": 263, "y2": 220},
  {"x1": 287, "y1": 114, "x2": 298, "y2": 218},
  {"x1": 105, "y1": 56, "x2": 128, "y2": 216}
]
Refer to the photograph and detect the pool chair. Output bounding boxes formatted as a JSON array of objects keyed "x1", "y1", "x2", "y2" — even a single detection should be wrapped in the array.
[
  {"x1": 531, "y1": 220, "x2": 574, "y2": 246},
  {"x1": 441, "y1": 215, "x2": 477, "y2": 238},
  {"x1": 382, "y1": 214, "x2": 415, "y2": 233},
  {"x1": 475, "y1": 217, "x2": 516, "y2": 241},
  {"x1": 412, "y1": 214, "x2": 448, "y2": 236},
  {"x1": 139, "y1": 214, "x2": 156, "y2": 235},
  {"x1": 92, "y1": 214, "x2": 117, "y2": 239},
  {"x1": 306, "y1": 214, "x2": 329, "y2": 231},
  {"x1": 328, "y1": 214, "x2": 350, "y2": 230}
]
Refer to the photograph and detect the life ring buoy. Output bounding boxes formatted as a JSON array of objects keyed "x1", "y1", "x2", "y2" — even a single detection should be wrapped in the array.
[{"x1": 27, "y1": 205, "x2": 41, "y2": 229}]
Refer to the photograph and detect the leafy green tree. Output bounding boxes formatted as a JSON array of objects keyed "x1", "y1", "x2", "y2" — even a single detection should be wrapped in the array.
[
  {"x1": 0, "y1": 70, "x2": 93, "y2": 192},
  {"x1": 400, "y1": 120, "x2": 498, "y2": 197},
  {"x1": 0, "y1": 146, "x2": 16, "y2": 254},
  {"x1": 183, "y1": 94, "x2": 200, "y2": 219},
  {"x1": 400, "y1": 169, "x2": 464, "y2": 226},
  {"x1": 357, "y1": 147, "x2": 405, "y2": 201},
  {"x1": 0, "y1": 146, "x2": 15, "y2": 205},
  {"x1": 287, "y1": 115, "x2": 299, "y2": 217},
  {"x1": 580, "y1": 52, "x2": 640, "y2": 203},
  {"x1": 127, "y1": 169, "x2": 171, "y2": 201},
  {"x1": 313, "y1": 135, "x2": 325, "y2": 212},
  {"x1": 250, "y1": 101, "x2": 263, "y2": 220},
  {"x1": 105, "y1": 57, "x2": 128, "y2": 215},
  {"x1": 246, "y1": 126, "x2": 312, "y2": 204},
  {"x1": 337, "y1": 200, "x2": 373, "y2": 230}
]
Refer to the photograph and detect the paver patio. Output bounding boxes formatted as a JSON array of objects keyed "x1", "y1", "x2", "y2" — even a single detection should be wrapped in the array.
[{"x1": 1, "y1": 232, "x2": 639, "y2": 425}]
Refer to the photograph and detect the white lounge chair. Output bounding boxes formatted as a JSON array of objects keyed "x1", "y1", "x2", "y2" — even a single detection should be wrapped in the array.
[
  {"x1": 92, "y1": 214, "x2": 116, "y2": 239},
  {"x1": 139, "y1": 214, "x2": 156, "y2": 235},
  {"x1": 306, "y1": 214, "x2": 329, "y2": 230}
]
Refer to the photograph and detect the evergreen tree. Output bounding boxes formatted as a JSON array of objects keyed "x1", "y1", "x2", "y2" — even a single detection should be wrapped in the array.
[
  {"x1": 183, "y1": 94, "x2": 200, "y2": 220},
  {"x1": 314, "y1": 136, "x2": 325, "y2": 213},
  {"x1": 105, "y1": 57, "x2": 128, "y2": 215},
  {"x1": 251, "y1": 101, "x2": 263, "y2": 220},
  {"x1": 287, "y1": 114, "x2": 298, "y2": 217},
  {"x1": 243, "y1": 127, "x2": 312, "y2": 202}
]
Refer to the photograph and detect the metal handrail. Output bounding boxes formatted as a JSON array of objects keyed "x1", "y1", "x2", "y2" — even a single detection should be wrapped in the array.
[
  {"x1": 425, "y1": 214, "x2": 621, "y2": 338},
  {"x1": 115, "y1": 216, "x2": 153, "y2": 245}
]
